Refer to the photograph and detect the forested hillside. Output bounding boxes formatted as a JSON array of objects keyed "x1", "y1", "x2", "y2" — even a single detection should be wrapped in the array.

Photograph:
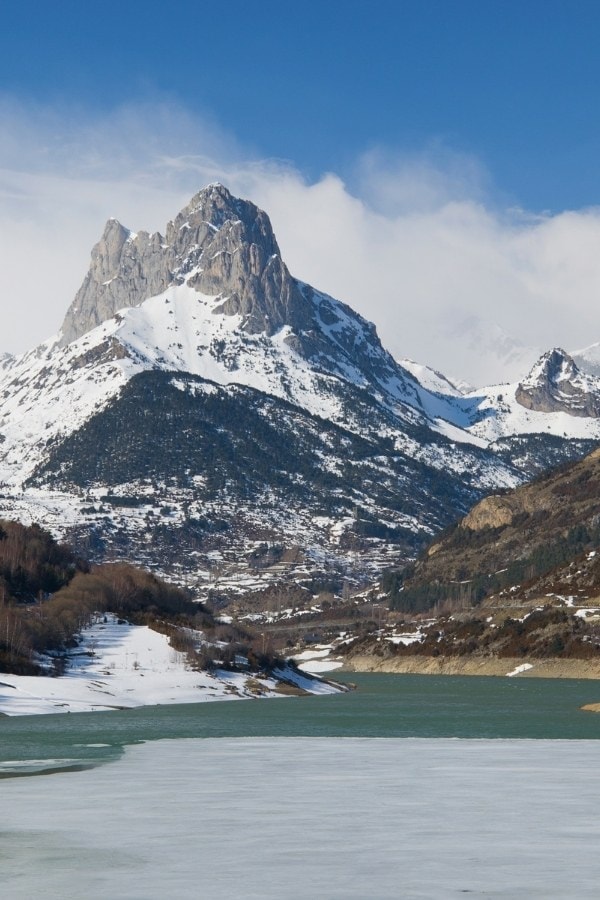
[
  {"x1": 383, "y1": 448, "x2": 600, "y2": 615},
  {"x1": 0, "y1": 519, "x2": 261, "y2": 677}
]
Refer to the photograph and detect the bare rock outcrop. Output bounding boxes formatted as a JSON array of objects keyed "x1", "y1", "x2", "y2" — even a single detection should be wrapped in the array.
[
  {"x1": 60, "y1": 183, "x2": 314, "y2": 345},
  {"x1": 516, "y1": 348, "x2": 600, "y2": 418},
  {"x1": 461, "y1": 494, "x2": 516, "y2": 531}
]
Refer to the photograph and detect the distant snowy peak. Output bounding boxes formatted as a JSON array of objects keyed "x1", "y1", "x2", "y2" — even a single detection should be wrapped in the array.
[
  {"x1": 572, "y1": 342, "x2": 600, "y2": 379},
  {"x1": 399, "y1": 358, "x2": 465, "y2": 397},
  {"x1": 442, "y1": 314, "x2": 540, "y2": 387},
  {"x1": 515, "y1": 348, "x2": 600, "y2": 418},
  {"x1": 402, "y1": 348, "x2": 600, "y2": 456}
]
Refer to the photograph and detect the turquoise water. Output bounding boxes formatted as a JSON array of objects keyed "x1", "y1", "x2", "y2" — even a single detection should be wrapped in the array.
[
  {"x1": 5, "y1": 675, "x2": 600, "y2": 897},
  {"x1": 2, "y1": 673, "x2": 600, "y2": 776}
]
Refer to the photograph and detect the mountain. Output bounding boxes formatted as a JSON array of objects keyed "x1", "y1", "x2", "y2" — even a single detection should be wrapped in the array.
[
  {"x1": 399, "y1": 358, "x2": 466, "y2": 397},
  {"x1": 405, "y1": 347, "x2": 600, "y2": 475},
  {"x1": 0, "y1": 184, "x2": 598, "y2": 593},
  {"x1": 384, "y1": 444, "x2": 600, "y2": 614},
  {"x1": 515, "y1": 348, "x2": 600, "y2": 417},
  {"x1": 439, "y1": 313, "x2": 540, "y2": 387},
  {"x1": 572, "y1": 341, "x2": 600, "y2": 378},
  {"x1": 0, "y1": 184, "x2": 524, "y2": 586},
  {"x1": 61, "y1": 185, "x2": 318, "y2": 346}
]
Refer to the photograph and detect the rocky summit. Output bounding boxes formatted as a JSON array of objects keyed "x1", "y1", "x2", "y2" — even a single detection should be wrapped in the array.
[
  {"x1": 515, "y1": 348, "x2": 600, "y2": 417},
  {"x1": 0, "y1": 185, "x2": 599, "y2": 600},
  {"x1": 60, "y1": 184, "x2": 422, "y2": 406},
  {"x1": 61, "y1": 184, "x2": 300, "y2": 344}
]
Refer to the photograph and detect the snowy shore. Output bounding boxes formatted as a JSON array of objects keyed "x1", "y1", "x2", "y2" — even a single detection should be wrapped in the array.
[{"x1": 0, "y1": 616, "x2": 341, "y2": 716}]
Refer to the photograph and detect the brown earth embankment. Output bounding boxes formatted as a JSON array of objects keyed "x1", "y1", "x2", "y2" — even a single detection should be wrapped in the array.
[{"x1": 342, "y1": 654, "x2": 600, "y2": 680}]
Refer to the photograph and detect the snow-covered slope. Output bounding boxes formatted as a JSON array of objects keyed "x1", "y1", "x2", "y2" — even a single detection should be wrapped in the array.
[
  {"x1": 0, "y1": 184, "x2": 596, "y2": 586},
  {"x1": 405, "y1": 348, "x2": 600, "y2": 450},
  {"x1": 461, "y1": 381, "x2": 600, "y2": 443},
  {"x1": 399, "y1": 358, "x2": 465, "y2": 397},
  {"x1": 0, "y1": 614, "x2": 340, "y2": 716},
  {"x1": 0, "y1": 274, "x2": 501, "y2": 485}
]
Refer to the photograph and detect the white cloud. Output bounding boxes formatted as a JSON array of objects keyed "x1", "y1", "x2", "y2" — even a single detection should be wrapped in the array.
[{"x1": 2, "y1": 96, "x2": 600, "y2": 386}]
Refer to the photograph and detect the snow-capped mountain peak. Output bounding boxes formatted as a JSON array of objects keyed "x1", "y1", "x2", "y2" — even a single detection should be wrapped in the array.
[
  {"x1": 58, "y1": 184, "x2": 424, "y2": 417},
  {"x1": 1, "y1": 184, "x2": 599, "y2": 587},
  {"x1": 0, "y1": 186, "x2": 445, "y2": 494},
  {"x1": 515, "y1": 348, "x2": 600, "y2": 417},
  {"x1": 60, "y1": 183, "x2": 282, "y2": 344}
]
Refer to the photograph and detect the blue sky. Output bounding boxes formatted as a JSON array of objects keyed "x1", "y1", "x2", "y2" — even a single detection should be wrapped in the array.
[
  {"x1": 4, "y1": 0, "x2": 600, "y2": 211},
  {"x1": 3, "y1": 1, "x2": 600, "y2": 382}
]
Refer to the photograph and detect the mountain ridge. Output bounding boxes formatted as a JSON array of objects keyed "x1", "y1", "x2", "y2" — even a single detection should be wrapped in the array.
[{"x1": 0, "y1": 184, "x2": 599, "y2": 592}]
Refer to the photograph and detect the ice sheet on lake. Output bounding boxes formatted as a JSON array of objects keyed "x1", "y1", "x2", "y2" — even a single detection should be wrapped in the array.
[{"x1": 3, "y1": 737, "x2": 600, "y2": 899}]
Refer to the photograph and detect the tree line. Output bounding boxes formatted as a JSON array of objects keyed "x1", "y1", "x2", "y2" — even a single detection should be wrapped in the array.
[
  {"x1": 0, "y1": 519, "x2": 208, "y2": 674},
  {"x1": 0, "y1": 518, "x2": 288, "y2": 678}
]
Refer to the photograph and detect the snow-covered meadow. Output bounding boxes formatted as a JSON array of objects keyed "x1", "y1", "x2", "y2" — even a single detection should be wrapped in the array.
[{"x1": 0, "y1": 615, "x2": 339, "y2": 716}]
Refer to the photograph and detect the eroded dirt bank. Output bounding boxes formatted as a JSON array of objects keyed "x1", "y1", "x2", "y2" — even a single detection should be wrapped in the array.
[{"x1": 342, "y1": 655, "x2": 600, "y2": 680}]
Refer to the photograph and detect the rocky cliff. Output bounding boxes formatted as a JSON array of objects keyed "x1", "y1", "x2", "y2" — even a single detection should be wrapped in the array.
[
  {"x1": 61, "y1": 184, "x2": 292, "y2": 344},
  {"x1": 515, "y1": 348, "x2": 600, "y2": 417}
]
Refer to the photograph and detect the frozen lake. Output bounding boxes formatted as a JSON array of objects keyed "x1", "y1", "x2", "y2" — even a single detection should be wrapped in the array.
[{"x1": 3, "y1": 736, "x2": 600, "y2": 899}]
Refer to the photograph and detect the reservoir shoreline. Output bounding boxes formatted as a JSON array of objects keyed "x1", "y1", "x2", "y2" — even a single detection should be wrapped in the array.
[{"x1": 342, "y1": 653, "x2": 600, "y2": 680}]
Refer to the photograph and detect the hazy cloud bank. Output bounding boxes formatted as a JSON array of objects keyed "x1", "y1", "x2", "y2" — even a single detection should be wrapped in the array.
[{"x1": 2, "y1": 96, "x2": 600, "y2": 386}]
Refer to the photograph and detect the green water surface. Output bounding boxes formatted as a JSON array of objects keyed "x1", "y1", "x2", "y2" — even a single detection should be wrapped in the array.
[{"x1": 1, "y1": 672, "x2": 600, "y2": 775}]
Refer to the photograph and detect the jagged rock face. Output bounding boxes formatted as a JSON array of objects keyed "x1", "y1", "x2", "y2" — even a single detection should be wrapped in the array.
[
  {"x1": 61, "y1": 219, "x2": 169, "y2": 344},
  {"x1": 59, "y1": 183, "x2": 417, "y2": 401},
  {"x1": 461, "y1": 495, "x2": 516, "y2": 531},
  {"x1": 515, "y1": 348, "x2": 600, "y2": 417},
  {"x1": 60, "y1": 183, "x2": 314, "y2": 345},
  {"x1": 189, "y1": 218, "x2": 311, "y2": 336}
]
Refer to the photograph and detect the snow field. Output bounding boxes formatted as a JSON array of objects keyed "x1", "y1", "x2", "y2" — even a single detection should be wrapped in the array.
[{"x1": 0, "y1": 615, "x2": 339, "y2": 716}]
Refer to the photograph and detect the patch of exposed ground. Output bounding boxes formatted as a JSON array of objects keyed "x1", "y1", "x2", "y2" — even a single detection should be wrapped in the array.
[{"x1": 343, "y1": 655, "x2": 600, "y2": 679}]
